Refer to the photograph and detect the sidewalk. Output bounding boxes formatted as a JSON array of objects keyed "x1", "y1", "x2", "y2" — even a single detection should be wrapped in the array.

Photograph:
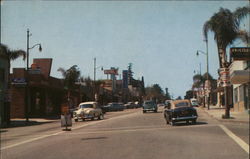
[
  {"x1": 200, "y1": 105, "x2": 249, "y2": 124},
  {"x1": 1, "y1": 117, "x2": 60, "y2": 128}
]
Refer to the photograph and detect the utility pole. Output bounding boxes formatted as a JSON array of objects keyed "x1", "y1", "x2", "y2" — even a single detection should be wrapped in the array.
[{"x1": 94, "y1": 57, "x2": 96, "y2": 81}]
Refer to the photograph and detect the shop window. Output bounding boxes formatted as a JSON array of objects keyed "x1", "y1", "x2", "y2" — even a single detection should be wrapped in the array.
[
  {"x1": 239, "y1": 85, "x2": 244, "y2": 102},
  {"x1": 234, "y1": 87, "x2": 238, "y2": 103}
]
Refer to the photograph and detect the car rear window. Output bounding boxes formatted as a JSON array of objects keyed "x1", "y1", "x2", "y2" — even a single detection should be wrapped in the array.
[
  {"x1": 175, "y1": 102, "x2": 189, "y2": 107},
  {"x1": 79, "y1": 104, "x2": 93, "y2": 108}
]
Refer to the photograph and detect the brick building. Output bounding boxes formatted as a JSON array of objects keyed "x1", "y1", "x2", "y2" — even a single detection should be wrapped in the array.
[{"x1": 10, "y1": 58, "x2": 76, "y2": 118}]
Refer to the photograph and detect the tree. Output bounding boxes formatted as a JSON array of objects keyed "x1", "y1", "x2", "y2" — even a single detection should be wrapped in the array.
[
  {"x1": 203, "y1": 6, "x2": 250, "y2": 67},
  {"x1": 57, "y1": 65, "x2": 81, "y2": 100},
  {"x1": 0, "y1": 44, "x2": 26, "y2": 83},
  {"x1": 203, "y1": 6, "x2": 250, "y2": 118},
  {"x1": 145, "y1": 84, "x2": 165, "y2": 102},
  {"x1": 176, "y1": 96, "x2": 182, "y2": 100},
  {"x1": 184, "y1": 90, "x2": 193, "y2": 99},
  {"x1": 127, "y1": 63, "x2": 134, "y2": 85}
]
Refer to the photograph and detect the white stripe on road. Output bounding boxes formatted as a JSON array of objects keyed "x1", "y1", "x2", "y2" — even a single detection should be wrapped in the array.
[
  {"x1": 219, "y1": 124, "x2": 249, "y2": 154},
  {"x1": 1, "y1": 112, "x2": 139, "y2": 150}
]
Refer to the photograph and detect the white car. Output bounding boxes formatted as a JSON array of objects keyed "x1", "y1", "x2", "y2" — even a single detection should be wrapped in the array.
[{"x1": 73, "y1": 101, "x2": 104, "y2": 122}]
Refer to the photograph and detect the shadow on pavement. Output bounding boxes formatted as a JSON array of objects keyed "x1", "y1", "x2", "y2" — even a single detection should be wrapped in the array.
[
  {"x1": 81, "y1": 137, "x2": 108, "y2": 141},
  {"x1": 174, "y1": 121, "x2": 208, "y2": 127},
  {"x1": 4, "y1": 120, "x2": 54, "y2": 128},
  {"x1": 0, "y1": 130, "x2": 8, "y2": 133}
]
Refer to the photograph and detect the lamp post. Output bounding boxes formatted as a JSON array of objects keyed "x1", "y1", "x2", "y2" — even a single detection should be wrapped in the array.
[
  {"x1": 196, "y1": 40, "x2": 210, "y2": 110},
  {"x1": 25, "y1": 29, "x2": 42, "y2": 122},
  {"x1": 93, "y1": 58, "x2": 103, "y2": 101}
]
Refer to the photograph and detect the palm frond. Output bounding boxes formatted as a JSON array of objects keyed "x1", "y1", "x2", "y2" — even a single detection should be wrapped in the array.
[
  {"x1": 57, "y1": 67, "x2": 66, "y2": 78},
  {"x1": 233, "y1": 6, "x2": 250, "y2": 26},
  {"x1": 9, "y1": 50, "x2": 26, "y2": 61},
  {"x1": 236, "y1": 30, "x2": 250, "y2": 45}
]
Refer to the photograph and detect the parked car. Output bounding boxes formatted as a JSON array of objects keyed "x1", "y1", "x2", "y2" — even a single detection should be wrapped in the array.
[
  {"x1": 157, "y1": 103, "x2": 165, "y2": 107},
  {"x1": 164, "y1": 100, "x2": 198, "y2": 126},
  {"x1": 124, "y1": 102, "x2": 136, "y2": 109},
  {"x1": 190, "y1": 98, "x2": 199, "y2": 107},
  {"x1": 103, "y1": 103, "x2": 124, "y2": 112},
  {"x1": 134, "y1": 101, "x2": 141, "y2": 108},
  {"x1": 73, "y1": 101, "x2": 104, "y2": 122},
  {"x1": 142, "y1": 100, "x2": 157, "y2": 113}
]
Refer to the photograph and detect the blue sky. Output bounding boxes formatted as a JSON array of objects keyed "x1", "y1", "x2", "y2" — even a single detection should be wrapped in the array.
[{"x1": 1, "y1": 1, "x2": 249, "y2": 98}]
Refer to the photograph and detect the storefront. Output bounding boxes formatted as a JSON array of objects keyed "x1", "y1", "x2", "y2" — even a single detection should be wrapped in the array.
[{"x1": 230, "y1": 47, "x2": 250, "y2": 113}]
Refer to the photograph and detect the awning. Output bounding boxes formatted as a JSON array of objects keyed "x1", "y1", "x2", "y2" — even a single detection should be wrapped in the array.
[{"x1": 230, "y1": 70, "x2": 250, "y2": 84}]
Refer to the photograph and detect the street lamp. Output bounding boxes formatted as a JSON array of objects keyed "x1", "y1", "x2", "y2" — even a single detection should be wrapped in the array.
[
  {"x1": 93, "y1": 57, "x2": 103, "y2": 82},
  {"x1": 93, "y1": 58, "x2": 103, "y2": 101},
  {"x1": 25, "y1": 29, "x2": 42, "y2": 122},
  {"x1": 196, "y1": 40, "x2": 210, "y2": 110}
]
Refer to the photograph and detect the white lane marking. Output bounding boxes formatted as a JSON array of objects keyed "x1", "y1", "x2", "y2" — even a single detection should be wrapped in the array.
[
  {"x1": 219, "y1": 124, "x2": 249, "y2": 154},
  {"x1": 1, "y1": 111, "x2": 139, "y2": 150}
]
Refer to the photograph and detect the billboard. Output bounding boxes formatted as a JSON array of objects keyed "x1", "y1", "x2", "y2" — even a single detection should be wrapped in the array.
[{"x1": 104, "y1": 69, "x2": 118, "y2": 75}]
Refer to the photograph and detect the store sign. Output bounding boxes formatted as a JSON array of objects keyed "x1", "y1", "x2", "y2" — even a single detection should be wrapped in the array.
[
  {"x1": 230, "y1": 47, "x2": 250, "y2": 61},
  {"x1": 11, "y1": 78, "x2": 27, "y2": 86},
  {"x1": 104, "y1": 69, "x2": 118, "y2": 75},
  {"x1": 219, "y1": 68, "x2": 230, "y2": 87}
]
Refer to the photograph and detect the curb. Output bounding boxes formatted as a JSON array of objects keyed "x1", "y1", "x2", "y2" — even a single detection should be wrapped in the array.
[{"x1": 199, "y1": 107, "x2": 249, "y2": 124}]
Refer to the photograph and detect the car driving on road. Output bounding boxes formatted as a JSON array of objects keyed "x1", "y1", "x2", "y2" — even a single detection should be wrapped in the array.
[
  {"x1": 143, "y1": 100, "x2": 157, "y2": 113},
  {"x1": 164, "y1": 99, "x2": 198, "y2": 126},
  {"x1": 73, "y1": 101, "x2": 104, "y2": 122}
]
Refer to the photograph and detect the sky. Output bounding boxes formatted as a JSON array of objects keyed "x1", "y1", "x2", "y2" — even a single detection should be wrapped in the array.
[{"x1": 1, "y1": 0, "x2": 249, "y2": 98}]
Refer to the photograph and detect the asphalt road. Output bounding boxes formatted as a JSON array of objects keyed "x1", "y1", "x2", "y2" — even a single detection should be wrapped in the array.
[{"x1": 1, "y1": 108, "x2": 249, "y2": 159}]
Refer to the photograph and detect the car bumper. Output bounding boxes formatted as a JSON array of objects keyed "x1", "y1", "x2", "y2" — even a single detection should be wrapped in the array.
[
  {"x1": 172, "y1": 116, "x2": 197, "y2": 121},
  {"x1": 143, "y1": 108, "x2": 157, "y2": 111},
  {"x1": 74, "y1": 114, "x2": 94, "y2": 119}
]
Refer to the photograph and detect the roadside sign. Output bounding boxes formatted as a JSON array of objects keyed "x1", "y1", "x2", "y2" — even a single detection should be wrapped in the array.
[
  {"x1": 219, "y1": 68, "x2": 231, "y2": 87},
  {"x1": 230, "y1": 47, "x2": 250, "y2": 61},
  {"x1": 104, "y1": 69, "x2": 118, "y2": 75},
  {"x1": 61, "y1": 104, "x2": 69, "y2": 114}
]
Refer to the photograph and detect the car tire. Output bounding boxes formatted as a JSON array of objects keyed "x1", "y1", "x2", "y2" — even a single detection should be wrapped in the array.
[
  {"x1": 98, "y1": 114, "x2": 104, "y2": 120},
  {"x1": 143, "y1": 110, "x2": 146, "y2": 113},
  {"x1": 154, "y1": 110, "x2": 157, "y2": 113},
  {"x1": 166, "y1": 119, "x2": 169, "y2": 124},
  {"x1": 75, "y1": 119, "x2": 78, "y2": 122},
  {"x1": 170, "y1": 120, "x2": 175, "y2": 126},
  {"x1": 192, "y1": 119, "x2": 197, "y2": 125}
]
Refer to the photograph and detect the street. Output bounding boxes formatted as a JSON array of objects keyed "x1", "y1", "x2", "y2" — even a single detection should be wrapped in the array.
[{"x1": 1, "y1": 108, "x2": 249, "y2": 159}]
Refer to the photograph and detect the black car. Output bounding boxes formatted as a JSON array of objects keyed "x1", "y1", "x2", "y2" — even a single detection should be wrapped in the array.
[
  {"x1": 103, "y1": 103, "x2": 124, "y2": 112},
  {"x1": 164, "y1": 100, "x2": 198, "y2": 126}
]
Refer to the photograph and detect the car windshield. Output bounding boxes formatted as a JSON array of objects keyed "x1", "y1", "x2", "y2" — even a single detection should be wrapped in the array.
[
  {"x1": 144, "y1": 101, "x2": 154, "y2": 105},
  {"x1": 79, "y1": 104, "x2": 93, "y2": 108},
  {"x1": 191, "y1": 101, "x2": 198, "y2": 105},
  {"x1": 175, "y1": 102, "x2": 189, "y2": 107}
]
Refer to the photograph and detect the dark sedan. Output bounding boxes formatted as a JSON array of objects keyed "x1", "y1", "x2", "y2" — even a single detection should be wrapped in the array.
[
  {"x1": 103, "y1": 103, "x2": 124, "y2": 112},
  {"x1": 164, "y1": 100, "x2": 198, "y2": 126}
]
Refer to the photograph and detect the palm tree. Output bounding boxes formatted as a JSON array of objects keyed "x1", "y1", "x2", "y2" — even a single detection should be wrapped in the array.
[
  {"x1": 203, "y1": 6, "x2": 250, "y2": 67},
  {"x1": 0, "y1": 44, "x2": 26, "y2": 83},
  {"x1": 203, "y1": 6, "x2": 250, "y2": 117},
  {"x1": 57, "y1": 65, "x2": 81, "y2": 100}
]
